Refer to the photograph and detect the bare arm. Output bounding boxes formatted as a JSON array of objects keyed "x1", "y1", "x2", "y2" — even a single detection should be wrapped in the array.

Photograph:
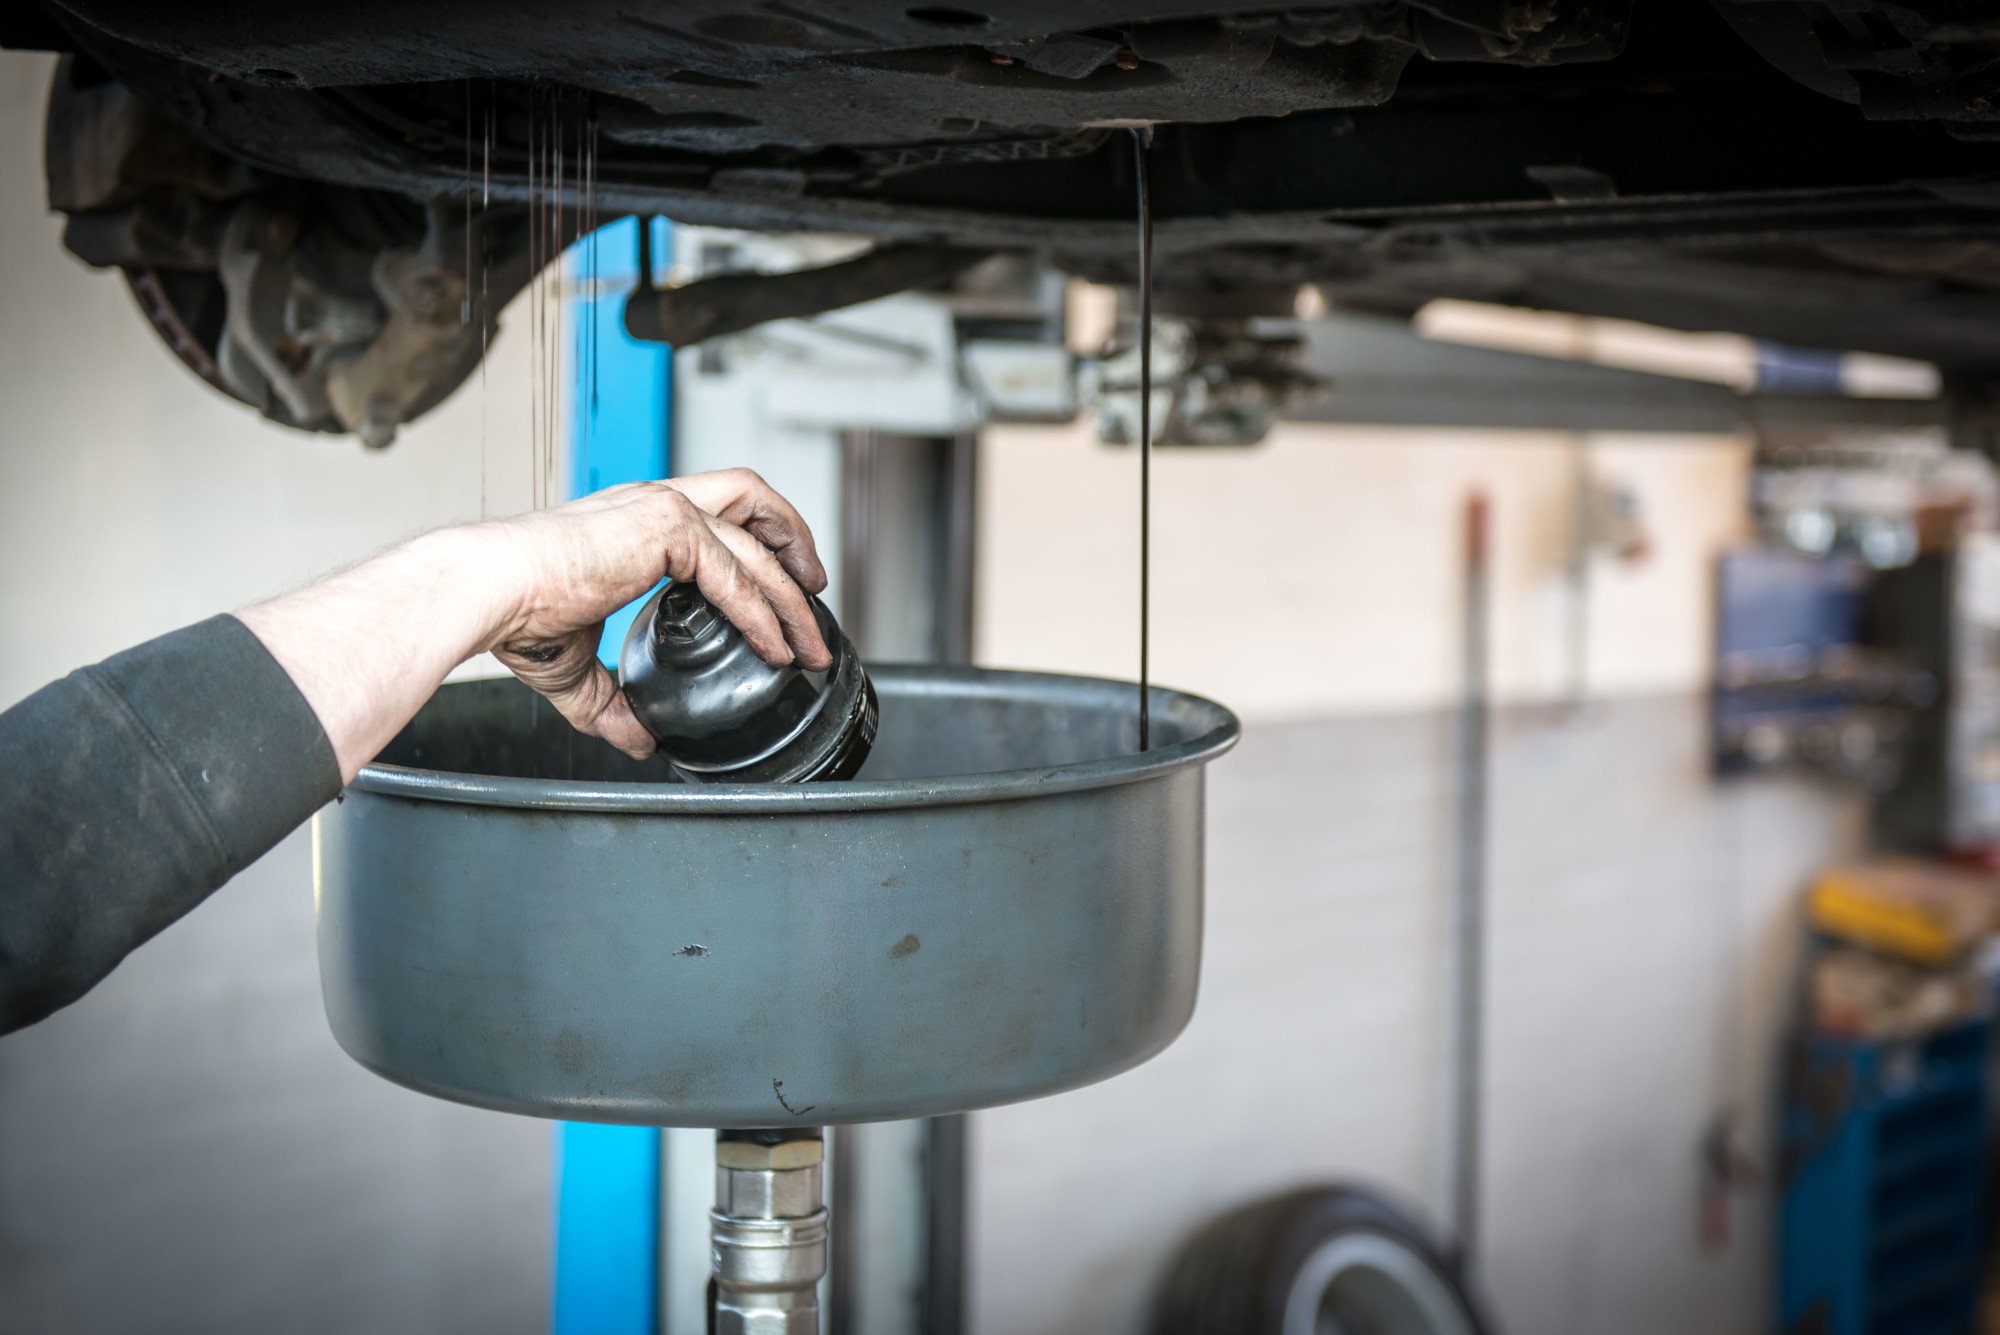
[{"x1": 236, "y1": 469, "x2": 830, "y2": 783}]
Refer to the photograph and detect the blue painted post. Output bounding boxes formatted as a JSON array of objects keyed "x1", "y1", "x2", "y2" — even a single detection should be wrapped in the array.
[
  {"x1": 573, "y1": 215, "x2": 675, "y2": 660},
  {"x1": 553, "y1": 1125, "x2": 662, "y2": 1335},
  {"x1": 551, "y1": 215, "x2": 674, "y2": 1335}
]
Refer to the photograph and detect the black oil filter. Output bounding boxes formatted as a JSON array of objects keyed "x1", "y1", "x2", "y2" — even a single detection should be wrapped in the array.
[{"x1": 619, "y1": 581, "x2": 877, "y2": 783}]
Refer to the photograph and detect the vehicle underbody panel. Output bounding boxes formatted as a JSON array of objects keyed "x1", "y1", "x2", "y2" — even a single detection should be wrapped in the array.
[{"x1": 16, "y1": 1, "x2": 2000, "y2": 438}]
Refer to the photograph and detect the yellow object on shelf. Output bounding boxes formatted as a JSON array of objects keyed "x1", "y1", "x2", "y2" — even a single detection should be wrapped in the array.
[{"x1": 1808, "y1": 860, "x2": 2000, "y2": 967}]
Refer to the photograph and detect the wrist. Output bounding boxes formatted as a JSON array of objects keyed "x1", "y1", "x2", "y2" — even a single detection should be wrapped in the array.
[{"x1": 404, "y1": 523, "x2": 527, "y2": 658}]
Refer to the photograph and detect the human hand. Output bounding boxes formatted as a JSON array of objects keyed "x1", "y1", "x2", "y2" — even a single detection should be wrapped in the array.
[
  {"x1": 481, "y1": 470, "x2": 831, "y2": 759},
  {"x1": 240, "y1": 468, "x2": 828, "y2": 780}
]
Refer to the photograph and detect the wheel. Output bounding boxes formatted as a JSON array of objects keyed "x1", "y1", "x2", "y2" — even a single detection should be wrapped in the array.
[{"x1": 1151, "y1": 1185, "x2": 1495, "y2": 1335}]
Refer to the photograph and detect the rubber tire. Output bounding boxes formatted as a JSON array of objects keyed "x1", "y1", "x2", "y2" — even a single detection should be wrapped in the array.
[{"x1": 1149, "y1": 1185, "x2": 1496, "y2": 1335}]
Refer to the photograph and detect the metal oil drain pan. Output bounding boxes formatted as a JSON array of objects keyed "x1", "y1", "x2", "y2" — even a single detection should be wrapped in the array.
[{"x1": 314, "y1": 665, "x2": 1238, "y2": 1128}]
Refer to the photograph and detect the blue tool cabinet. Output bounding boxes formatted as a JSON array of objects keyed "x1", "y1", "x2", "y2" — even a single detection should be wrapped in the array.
[{"x1": 1778, "y1": 1021, "x2": 1990, "y2": 1335}]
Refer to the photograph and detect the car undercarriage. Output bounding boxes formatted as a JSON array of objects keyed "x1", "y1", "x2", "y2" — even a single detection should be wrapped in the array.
[{"x1": 12, "y1": 1, "x2": 2000, "y2": 442}]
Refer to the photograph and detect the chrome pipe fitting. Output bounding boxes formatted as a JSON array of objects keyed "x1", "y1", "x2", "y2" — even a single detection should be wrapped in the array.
[{"x1": 712, "y1": 1132, "x2": 828, "y2": 1335}]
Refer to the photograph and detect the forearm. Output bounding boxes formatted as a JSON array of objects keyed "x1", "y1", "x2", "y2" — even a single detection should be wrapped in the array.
[{"x1": 236, "y1": 526, "x2": 519, "y2": 784}]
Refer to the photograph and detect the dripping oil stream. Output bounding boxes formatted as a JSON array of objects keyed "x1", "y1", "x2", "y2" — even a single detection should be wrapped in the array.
[
  {"x1": 479, "y1": 83, "x2": 492, "y2": 516},
  {"x1": 463, "y1": 78, "x2": 480, "y2": 518},
  {"x1": 504, "y1": 89, "x2": 601, "y2": 510},
  {"x1": 1130, "y1": 127, "x2": 1153, "y2": 753},
  {"x1": 527, "y1": 89, "x2": 540, "y2": 508}
]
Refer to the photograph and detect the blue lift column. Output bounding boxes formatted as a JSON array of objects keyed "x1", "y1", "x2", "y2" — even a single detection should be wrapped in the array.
[{"x1": 551, "y1": 215, "x2": 674, "y2": 1335}]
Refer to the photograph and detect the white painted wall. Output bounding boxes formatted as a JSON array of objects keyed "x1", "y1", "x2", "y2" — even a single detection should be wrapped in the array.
[{"x1": 976, "y1": 419, "x2": 1752, "y2": 719}]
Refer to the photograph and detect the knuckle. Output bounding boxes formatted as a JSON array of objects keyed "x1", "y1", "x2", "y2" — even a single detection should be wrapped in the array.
[
  {"x1": 716, "y1": 556, "x2": 755, "y2": 602},
  {"x1": 660, "y1": 529, "x2": 697, "y2": 581}
]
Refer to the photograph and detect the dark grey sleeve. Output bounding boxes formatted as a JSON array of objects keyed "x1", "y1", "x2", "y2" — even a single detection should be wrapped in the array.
[{"x1": 0, "y1": 614, "x2": 341, "y2": 1033}]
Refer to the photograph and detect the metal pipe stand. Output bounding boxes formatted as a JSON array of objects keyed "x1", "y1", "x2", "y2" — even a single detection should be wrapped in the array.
[{"x1": 712, "y1": 1129, "x2": 828, "y2": 1334}]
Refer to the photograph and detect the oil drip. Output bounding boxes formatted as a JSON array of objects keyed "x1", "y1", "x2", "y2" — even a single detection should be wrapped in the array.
[
  {"x1": 479, "y1": 82, "x2": 492, "y2": 516},
  {"x1": 1130, "y1": 127, "x2": 1154, "y2": 752}
]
